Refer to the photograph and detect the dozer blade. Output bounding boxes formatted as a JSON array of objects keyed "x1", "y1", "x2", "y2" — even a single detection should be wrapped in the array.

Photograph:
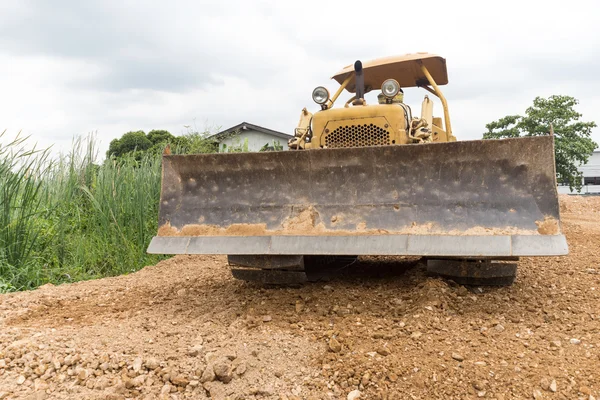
[{"x1": 148, "y1": 136, "x2": 567, "y2": 257}]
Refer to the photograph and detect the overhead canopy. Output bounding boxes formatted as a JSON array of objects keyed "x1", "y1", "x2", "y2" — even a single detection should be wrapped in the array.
[{"x1": 331, "y1": 53, "x2": 448, "y2": 93}]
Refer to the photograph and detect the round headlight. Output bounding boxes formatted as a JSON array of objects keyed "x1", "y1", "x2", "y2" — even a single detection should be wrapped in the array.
[
  {"x1": 312, "y1": 86, "x2": 330, "y2": 105},
  {"x1": 381, "y1": 79, "x2": 400, "y2": 98}
]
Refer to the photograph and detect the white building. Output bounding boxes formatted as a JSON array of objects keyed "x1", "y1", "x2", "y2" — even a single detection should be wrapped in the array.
[
  {"x1": 209, "y1": 122, "x2": 293, "y2": 153},
  {"x1": 558, "y1": 150, "x2": 600, "y2": 194}
]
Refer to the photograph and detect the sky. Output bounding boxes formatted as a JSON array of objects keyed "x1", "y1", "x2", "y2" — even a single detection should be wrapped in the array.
[{"x1": 1, "y1": 0, "x2": 599, "y2": 157}]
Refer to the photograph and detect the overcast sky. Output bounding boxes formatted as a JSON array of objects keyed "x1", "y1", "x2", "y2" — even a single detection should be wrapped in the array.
[{"x1": 1, "y1": 0, "x2": 599, "y2": 156}]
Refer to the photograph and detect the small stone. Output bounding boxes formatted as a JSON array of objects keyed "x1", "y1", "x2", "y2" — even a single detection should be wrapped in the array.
[
  {"x1": 410, "y1": 331, "x2": 423, "y2": 339},
  {"x1": 376, "y1": 346, "x2": 391, "y2": 356},
  {"x1": 188, "y1": 345, "x2": 203, "y2": 357},
  {"x1": 361, "y1": 372, "x2": 370, "y2": 386},
  {"x1": 474, "y1": 361, "x2": 487, "y2": 367},
  {"x1": 145, "y1": 358, "x2": 160, "y2": 370},
  {"x1": 580, "y1": 386, "x2": 592, "y2": 395},
  {"x1": 451, "y1": 353, "x2": 464, "y2": 362},
  {"x1": 347, "y1": 389, "x2": 361, "y2": 400},
  {"x1": 200, "y1": 365, "x2": 216, "y2": 383},
  {"x1": 34, "y1": 379, "x2": 49, "y2": 391},
  {"x1": 548, "y1": 366, "x2": 561, "y2": 377},
  {"x1": 549, "y1": 380, "x2": 557, "y2": 392},
  {"x1": 533, "y1": 389, "x2": 543, "y2": 399},
  {"x1": 323, "y1": 285, "x2": 333, "y2": 291},
  {"x1": 477, "y1": 391, "x2": 486, "y2": 398},
  {"x1": 473, "y1": 381, "x2": 485, "y2": 391},
  {"x1": 132, "y1": 357, "x2": 143, "y2": 372},
  {"x1": 540, "y1": 377, "x2": 551, "y2": 391},
  {"x1": 295, "y1": 300, "x2": 304, "y2": 313},
  {"x1": 570, "y1": 338, "x2": 581, "y2": 345},
  {"x1": 263, "y1": 315, "x2": 272, "y2": 322},
  {"x1": 189, "y1": 380, "x2": 199, "y2": 387},
  {"x1": 494, "y1": 324, "x2": 505, "y2": 332},
  {"x1": 329, "y1": 338, "x2": 342, "y2": 353},
  {"x1": 235, "y1": 361, "x2": 247, "y2": 376},
  {"x1": 213, "y1": 358, "x2": 233, "y2": 383},
  {"x1": 17, "y1": 375, "x2": 26, "y2": 385},
  {"x1": 160, "y1": 384, "x2": 171, "y2": 395},
  {"x1": 171, "y1": 375, "x2": 189, "y2": 387}
]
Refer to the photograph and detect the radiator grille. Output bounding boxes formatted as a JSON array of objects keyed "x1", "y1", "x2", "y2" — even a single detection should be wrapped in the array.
[{"x1": 325, "y1": 124, "x2": 390, "y2": 148}]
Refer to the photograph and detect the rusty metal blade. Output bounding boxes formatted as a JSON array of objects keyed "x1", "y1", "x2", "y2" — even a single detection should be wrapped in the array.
[{"x1": 150, "y1": 136, "x2": 566, "y2": 256}]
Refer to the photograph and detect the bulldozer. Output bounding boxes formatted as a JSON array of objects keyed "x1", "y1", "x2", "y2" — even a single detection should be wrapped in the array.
[{"x1": 148, "y1": 53, "x2": 568, "y2": 285}]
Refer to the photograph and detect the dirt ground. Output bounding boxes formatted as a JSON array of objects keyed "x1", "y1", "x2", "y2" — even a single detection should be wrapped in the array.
[{"x1": 0, "y1": 195, "x2": 599, "y2": 400}]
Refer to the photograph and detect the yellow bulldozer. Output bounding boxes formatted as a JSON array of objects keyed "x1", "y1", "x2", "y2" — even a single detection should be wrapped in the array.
[{"x1": 148, "y1": 53, "x2": 568, "y2": 285}]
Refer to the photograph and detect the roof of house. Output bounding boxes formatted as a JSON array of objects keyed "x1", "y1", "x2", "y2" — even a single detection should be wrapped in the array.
[{"x1": 209, "y1": 122, "x2": 293, "y2": 141}]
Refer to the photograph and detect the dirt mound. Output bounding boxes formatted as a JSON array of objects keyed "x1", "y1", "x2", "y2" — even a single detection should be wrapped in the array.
[{"x1": 0, "y1": 195, "x2": 599, "y2": 399}]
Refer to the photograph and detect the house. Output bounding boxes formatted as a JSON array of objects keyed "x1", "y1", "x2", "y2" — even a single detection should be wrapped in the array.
[
  {"x1": 558, "y1": 150, "x2": 600, "y2": 194},
  {"x1": 209, "y1": 122, "x2": 293, "y2": 152}
]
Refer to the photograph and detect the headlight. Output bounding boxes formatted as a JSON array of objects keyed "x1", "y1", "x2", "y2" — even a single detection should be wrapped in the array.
[
  {"x1": 381, "y1": 79, "x2": 400, "y2": 98},
  {"x1": 312, "y1": 86, "x2": 330, "y2": 105}
]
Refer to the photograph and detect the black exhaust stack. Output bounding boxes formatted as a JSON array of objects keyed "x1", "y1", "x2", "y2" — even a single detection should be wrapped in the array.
[{"x1": 354, "y1": 60, "x2": 365, "y2": 101}]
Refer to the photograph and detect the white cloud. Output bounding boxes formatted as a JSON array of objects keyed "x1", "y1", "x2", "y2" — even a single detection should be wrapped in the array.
[{"x1": 0, "y1": 0, "x2": 598, "y2": 156}]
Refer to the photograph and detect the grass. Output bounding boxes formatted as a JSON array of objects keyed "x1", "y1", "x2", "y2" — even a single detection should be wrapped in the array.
[{"x1": 0, "y1": 131, "x2": 187, "y2": 292}]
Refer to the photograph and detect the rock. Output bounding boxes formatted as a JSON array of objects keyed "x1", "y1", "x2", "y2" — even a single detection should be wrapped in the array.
[
  {"x1": 474, "y1": 361, "x2": 487, "y2": 366},
  {"x1": 171, "y1": 375, "x2": 189, "y2": 387},
  {"x1": 472, "y1": 381, "x2": 486, "y2": 391},
  {"x1": 34, "y1": 379, "x2": 49, "y2": 391},
  {"x1": 533, "y1": 389, "x2": 543, "y2": 399},
  {"x1": 540, "y1": 377, "x2": 551, "y2": 391},
  {"x1": 550, "y1": 380, "x2": 557, "y2": 392},
  {"x1": 187, "y1": 345, "x2": 203, "y2": 357},
  {"x1": 494, "y1": 324, "x2": 505, "y2": 332},
  {"x1": 132, "y1": 357, "x2": 143, "y2": 372},
  {"x1": 323, "y1": 285, "x2": 333, "y2": 291},
  {"x1": 200, "y1": 364, "x2": 215, "y2": 383},
  {"x1": 17, "y1": 375, "x2": 26, "y2": 385},
  {"x1": 347, "y1": 389, "x2": 361, "y2": 400},
  {"x1": 204, "y1": 381, "x2": 226, "y2": 398},
  {"x1": 235, "y1": 361, "x2": 247, "y2": 376},
  {"x1": 376, "y1": 346, "x2": 391, "y2": 356},
  {"x1": 451, "y1": 353, "x2": 464, "y2": 362},
  {"x1": 213, "y1": 358, "x2": 233, "y2": 383},
  {"x1": 263, "y1": 315, "x2": 272, "y2": 322},
  {"x1": 329, "y1": 338, "x2": 342, "y2": 353},
  {"x1": 410, "y1": 332, "x2": 423, "y2": 339},
  {"x1": 548, "y1": 366, "x2": 561, "y2": 377},
  {"x1": 361, "y1": 372, "x2": 370, "y2": 386},
  {"x1": 295, "y1": 300, "x2": 304, "y2": 313},
  {"x1": 160, "y1": 384, "x2": 171, "y2": 395},
  {"x1": 189, "y1": 380, "x2": 199, "y2": 387},
  {"x1": 570, "y1": 338, "x2": 581, "y2": 345},
  {"x1": 580, "y1": 386, "x2": 592, "y2": 395}
]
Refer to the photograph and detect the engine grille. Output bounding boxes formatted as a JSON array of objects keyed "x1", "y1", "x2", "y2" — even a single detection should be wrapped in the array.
[{"x1": 325, "y1": 123, "x2": 390, "y2": 148}]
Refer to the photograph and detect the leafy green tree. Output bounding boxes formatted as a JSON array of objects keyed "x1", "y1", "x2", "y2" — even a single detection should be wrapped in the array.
[
  {"x1": 483, "y1": 95, "x2": 597, "y2": 191},
  {"x1": 147, "y1": 130, "x2": 175, "y2": 146},
  {"x1": 107, "y1": 131, "x2": 152, "y2": 158}
]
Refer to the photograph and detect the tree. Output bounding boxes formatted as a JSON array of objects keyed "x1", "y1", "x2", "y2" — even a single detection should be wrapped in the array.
[
  {"x1": 106, "y1": 128, "x2": 219, "y2": 160},
  {"x1": 107, "y1": 131, "x2": 152, "y2": 158},
  {"x1": 483, "y1": 95, "x2": 597, "y2": 191}
]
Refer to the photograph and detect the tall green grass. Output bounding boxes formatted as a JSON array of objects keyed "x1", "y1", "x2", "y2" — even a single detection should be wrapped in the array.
[{"x1": 0, "y1": 132, "x2": 170, "y2": 292}]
